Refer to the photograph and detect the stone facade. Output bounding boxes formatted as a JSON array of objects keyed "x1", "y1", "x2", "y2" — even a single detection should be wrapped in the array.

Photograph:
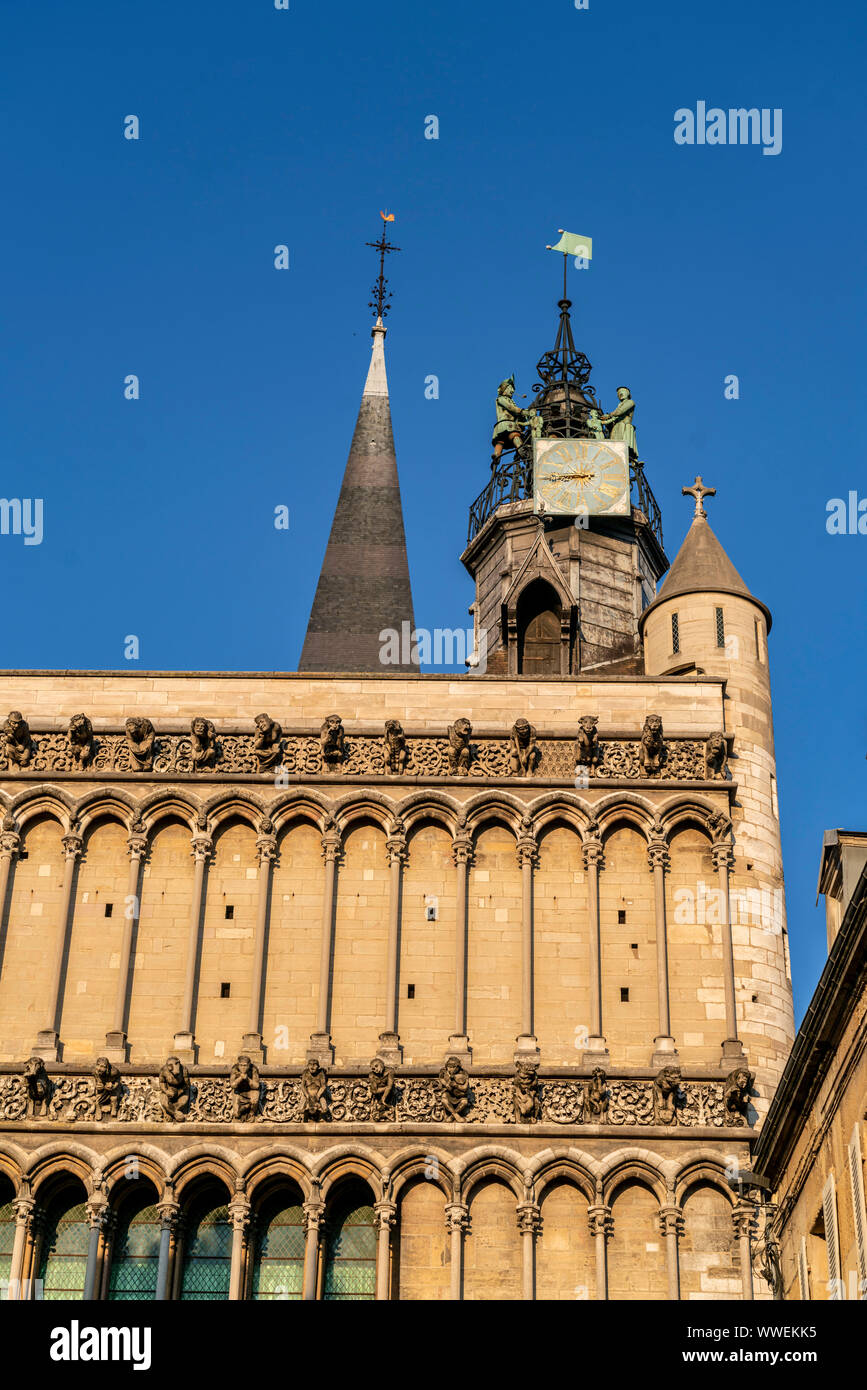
[{"x1": 0, "y1": 657, "x2": 793, "y2": 1300}]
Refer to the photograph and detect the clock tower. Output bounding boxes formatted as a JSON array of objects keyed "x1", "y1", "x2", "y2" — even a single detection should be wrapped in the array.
[{"x1": 462, "y1": 295, "x2": 668, "y2": 675}]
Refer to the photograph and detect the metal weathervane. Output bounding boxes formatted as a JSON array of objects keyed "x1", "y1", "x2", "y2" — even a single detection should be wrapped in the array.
[
  {"x1": 367, "y1": 210, "x2": 400, "y2": 320},
  {"x1": 545, "y1": 228, "x2": 593, "y2": 299}
]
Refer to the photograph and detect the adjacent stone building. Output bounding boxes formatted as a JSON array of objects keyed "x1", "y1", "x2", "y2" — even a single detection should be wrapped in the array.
[
  {"x1": 0, "y1": 288, "x2": 795, "y2": 1301},
  {"x1": 754, "y1": 831, "x2": 867, "y2": 1301}
]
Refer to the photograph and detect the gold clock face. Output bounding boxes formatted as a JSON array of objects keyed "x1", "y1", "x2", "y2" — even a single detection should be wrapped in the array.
[{"x1": 533, "y1": 438, "x2": 630, "y2": 517}]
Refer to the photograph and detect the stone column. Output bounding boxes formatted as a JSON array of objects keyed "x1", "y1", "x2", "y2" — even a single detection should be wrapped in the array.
[
  {"x1": 448, "y1": 834, "x2": 473, "y2": 1060},
  {"x1": 444, "y1": 1202, "x2": 468, "y2": 1301},
  {"x1": 379, "y1": 825, "x2": 407, "y2": 1064},
  {"x1": 309, "y1": 828, "x2": 340, "y2": 1064},
  {"x1": 712, "y1": 840, "x2": 747, "y2": 1063},
  {"x1": 8, "y1": 1195, "x2": 34, "y2": 1300},
  {"x1": 374, "y1": 1200, "x2": 396, "y2": 1300},
  {"x1": 35, "y1": 827, "x2": 83, "y2": 1060},
  {"x1": 733, "y1": 1202, "x2": 755, "y2": 1300},
  {"x1": 517, "y1": 1202, "x2": 540, "y2": 1300},
  {"x1": 648, "y1": 838, "x2": 678, "y2": 1066},
  {"x1": 302, "y1": 1201, "x2": 324, "y2": 1301},
  {"x1": 242, "y1": 831, "x2": 277, "y2": 1060},
  {"x1": 582, "y1": 837, "x2": 609, "y2": 1064},
  {"x1": 0, "y1": 822, "x2": 20, "y2": 985},
  {"x1": 588, "y1": 1204, "x2": 611, "y2": 1300},
  {"x1": 105, "y1": 824, "x2": 148, "y2": 1061},
  {"x1": 83, "y1": 1197, "x2": 109, "y2": 1301},
  {"x1": 173, "y1": 828, "x2": 212, "y2": 1062},
  {"x1": 659, "y1": 1204, "x2": 684, "y2": 1302},
  {"x1": 515, "y1": 833, "x2": 540, "y2": 1061},
  {"x1": 21, "y1": 1208, "x2": 44, "y2": 1299},
  {"x1": 155, "y1": 1198, "x2": 179, "y2": 1302},
  {"x1": 228, "y1": 1193, "x2": 251, "y2": 1301}
]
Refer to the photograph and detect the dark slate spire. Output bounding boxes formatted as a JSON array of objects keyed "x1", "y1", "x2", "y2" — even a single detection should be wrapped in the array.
[{"x1": 298, "y1": 317, "x2": 417, "y2": 671}]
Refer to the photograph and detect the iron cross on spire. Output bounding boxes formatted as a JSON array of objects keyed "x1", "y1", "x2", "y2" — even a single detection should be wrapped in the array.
[
  {"x1": 366, "y1": 211, "x2": 400, "y2": 320},
  {"x1": 683, "y1": 475, "x2": 716, "y2": 517}
]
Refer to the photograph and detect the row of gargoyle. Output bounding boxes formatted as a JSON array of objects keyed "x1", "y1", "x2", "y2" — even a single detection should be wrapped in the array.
[
  {"x1": 17, "y1": 1055, "x2": 754, "y2": 1127},
  {"x1": 0, "y1": 711, "x2": 730, "y2": 779}
]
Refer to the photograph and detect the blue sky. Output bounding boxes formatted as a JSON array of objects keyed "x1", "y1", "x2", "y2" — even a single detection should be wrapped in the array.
[{"x1": 1, "y1": 0, "x2": 864, "y2": 1019}]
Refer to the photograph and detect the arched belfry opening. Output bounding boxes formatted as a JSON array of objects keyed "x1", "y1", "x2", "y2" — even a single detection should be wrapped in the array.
[{"x1": 517, "y1": 578, "x2": 563, "y2": 675}]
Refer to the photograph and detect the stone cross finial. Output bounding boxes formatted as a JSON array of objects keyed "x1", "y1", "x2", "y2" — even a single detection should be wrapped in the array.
[{"x1": 682, "y1": 475, "x2": 716, "y2": 517}]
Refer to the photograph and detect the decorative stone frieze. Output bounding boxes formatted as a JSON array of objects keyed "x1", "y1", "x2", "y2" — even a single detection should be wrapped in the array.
[{"x1": 0, "y1": 1067, "x2": 749, "y2": 1128}]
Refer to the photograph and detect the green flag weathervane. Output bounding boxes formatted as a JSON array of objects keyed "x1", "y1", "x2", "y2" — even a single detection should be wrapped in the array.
[{"x1": 546, "y1": 228, "x2": 593, "y2": 298}]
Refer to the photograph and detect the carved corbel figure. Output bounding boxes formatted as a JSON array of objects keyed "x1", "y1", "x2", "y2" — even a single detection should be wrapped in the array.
[
  {"x1": 124, "y1": 717, "x2": 156, "y2": 772},
  {"x1": 584, "y1": 1066, "x2": 609, "y2": 1122},
  {"x1": 253, "y1": 713, "x2": 283, "y2": 771},
  {"x1": 705, "y1": 732, "x2": 729, "y2": 780},
  {"x1": 447, "y1": 719, "x2": 472, "y2": 776},
  {"x1": 24, "y1": 1055, "x2": 50, "y2": 1118},
  {"x1": 320, "y1": 715, "x2": 346, "y2": 769},
  {"x1": 190, "y1": 717, "x2": 217, "y2": 771},
  {"x1": 512, "y1": 1059, "x2": 542, "y2": 1124},
  {"x1": 230, "y1": 1054, "x2": 261, "y2": 1122},
  {"x1": 723, "y1": 1067, "x2": 755, "y2": 1123},
  {"x1": 300, "y1": 1059, "x2": 330, "y2": 1122},
  {"x1": 509, "y1": 718, "x2": 538, "y2": 776},
  {"x1": 67, "y1": 713, "x2": 94, "y2": 770},
  {"x1": 706, "y1": 808, "x2": 733, "y2": 844},
  {"x1": 574, "y1": 715, "x2": 602, "y2": 774},
  {"x1": 158, "y1": 1056, "x2": 191, "y2": 1122},
  {"x1": 438, "y1": 1055, "x2": 470, "y2": 1120},
  {"x1": 383, "y1": 720, "x2": 408, "y2": 774},
  {"x1": 2, "y1": 711, "x2": 33, "y2": 770},
  {"x1": 92, "y1": 1057, "x2": 121, "y2": 1120},
  {"x1": 368, "y1": 1058, "x2": 396, "y2": 1121},
  {"x1": 640, "y1": 714, "x2": 665, "y2": 776},
  {"x1": 652, "y1": 1065, "x2": 683, "y2": 1126}
]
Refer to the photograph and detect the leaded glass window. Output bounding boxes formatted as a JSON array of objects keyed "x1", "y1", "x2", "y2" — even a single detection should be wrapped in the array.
[
  {"x1": 109, "y1": 1197, "x2": 160, "y2": 1301},
  {"x1": 180, "y1": 1195, "x2": 231, "y2": 1301},
  {"x1": 251, "y1": 1195, "x2": 304, "y2": 1300},
  {"x1": 0, "y1": 1193, "x2": 15, "y2": 1298},
  {"x1": 39, "y1": 1196, "x2": 89, "y2": 1301},
  {"x1": 323, "y1": 1187, "x2": 376, "y2": 1301}
]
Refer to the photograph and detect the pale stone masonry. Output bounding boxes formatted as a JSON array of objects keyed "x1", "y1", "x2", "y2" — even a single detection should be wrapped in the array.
[{"x1": 0, "y1": 320, "x2": 795, "y2": 1302}]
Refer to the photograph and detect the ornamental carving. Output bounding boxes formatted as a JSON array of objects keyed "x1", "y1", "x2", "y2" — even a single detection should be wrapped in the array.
[
  {"x1": 191, "y1": 717, "x2": 217, "y2": 771},
  {"x1": 2, "y1": 712, "x2": 33, "y2": 770},
  {"x1": 230, "y1": 1055, "x2": 261, "y2": 1121},
  {"x1": 509, "y1": 719, "x2": 539, "y2": 777},
  {"x1": 368, "y1": 1058, "x2": 396, "y2": 1121},
  {"x1": 447, "y1": 720, "x2": 473, "y2": 777},
  {"x1": 640, "y1": 714, "x2": 665, "y2": 776},
  {"x1": 574, "y1": 715, "x2": 602, "y2": 773},
  {"x1": 0, "y1": 1067, "x2": 744, "y2": 1128},
  {"x1": 723, "y1": 1067, "x2": 754, "y2": 1124},
  {"x1": 383, "y1": 720, "x2": 408, "y2": 774},
  {"x1": 253, "y1": 714, "x2": 283, "y2": 771},
  {"x1": 320, "y1": 715, "x2": 346, "y2": 770},
  {"x1": 67, "y1": 714, "x2": 94, "y2": 770},
  {"x1": 1, "y1": 724, "x2": 723, "y2": 783},
  {"x1": 513, "y1": 1059, "x2": 542, "y2": 1123},
  {"x1": 438, "y1": 1056, "x2": 471, "y2": 1119},
  {"x1": 705, "y1": 732, "x2": 729, "y2": 780},
  {"x1": 158, "y1": 1057, "x2": 191, "y2": 1122}
]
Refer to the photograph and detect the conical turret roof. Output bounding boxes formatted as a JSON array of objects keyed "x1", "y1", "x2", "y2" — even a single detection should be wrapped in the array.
[
  {"x1": 298, "y1": 318, "x2": 417, "y2": 672},
  {"x1": 639, "y1": 487, "x2": 771, "y2": 631}
]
